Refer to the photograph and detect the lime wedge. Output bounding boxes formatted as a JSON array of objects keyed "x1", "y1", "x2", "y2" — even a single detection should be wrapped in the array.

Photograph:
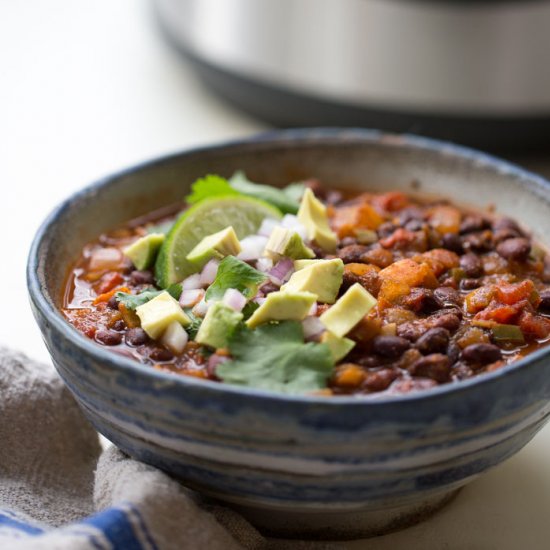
[{"x1": 155, "y1": 196, "x2": 281, "y2": 288}]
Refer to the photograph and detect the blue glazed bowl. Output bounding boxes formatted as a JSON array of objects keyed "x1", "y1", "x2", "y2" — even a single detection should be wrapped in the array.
[{"x1": 28, "y1": 129, "x2": 550, "y2": 539}]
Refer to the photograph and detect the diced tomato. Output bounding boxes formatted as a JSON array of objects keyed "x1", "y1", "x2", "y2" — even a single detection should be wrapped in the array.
[
  {"x1": 474, "y1": 299, "x2": 529, "y2": 324},
  {"x1": 495, "y1": 279, "x2": 540, "y2": 307},
  {"x1": 97, "y1": 272, "x2": 125, "y2": 294},
  {"x1": 371, "y1": 192, "x2": 409, "y2": 213},
  {"x1": 380, "y1": 228, "x2": 417, "y2": 249},
  {"x1": 519, "y1": 312, "x2": 550, "y2": 340}
]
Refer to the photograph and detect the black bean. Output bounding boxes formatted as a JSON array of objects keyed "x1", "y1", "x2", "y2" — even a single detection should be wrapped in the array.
[
  {"x1": 377, "y1": 222, "x2": 397, "y2": 239},
  {"x1": 371, "y1": 335, "x2": 411, "y2": 359},
  {"x1": 111, "y1": 319, "x2": 126, "y2": 331},
  {"x1": 400, "y1": 288, "x2": 439, "y2": 313},
  {"x1": 408, "y1": 354, "x2": 450, "y2": 383},
  {"x1": 363, "y1": 368, "x2": 399, "y2": 392},
  {"x1": 337, "y1": 244, "x2": 370, "y2": 263},
  {"x1": 150, "y1": 348, "x2": 174, "y2": 362},
  {"x1": 496, "y1": 238, "x2": 531, "y2": 262},
  {"x1": 462, "y1": 231, "x2": 494, "y2": 252},
  {"x1": 441, "y1": 233, "x2": 464, "y2": 254},
  {"x1": 95, "y1": 329, "x2": 122, "y2": 346},
  {"x1": 434, "y1": 287, "x2": 460, "y2": 307},
  {"x1": 398, "y1": 207, "x2": 424, "y2": 225},
  {"x1": 430, "y1": 312, "x2": 461, "y2": 332},
  {"x1": 539, "y1": 290, "x2": 550, "y2": 312},
  {"x1": 460, "y1": 253, "x2": 483, "y2": 278},
  {"x1": 355, "y1": 355, "x2": 384, "y2": 369},
  {"x1": 415, "y1": 328, "x2": 450, "y2": 355},
  {"x1": 493, "y1": 217, "x2": 523, "y2": 235},
  {"x1": 493, "y1": 228, "x2": 520, "y2": 244},
  {"x1": 107, "y1": 296, "x2": 119, "y2": 310},
  {"x1": 462, "y1": 343, "x2": 502, "y2": 365},
  {"x1": 447, "y1": 342, "x2": 461, "y2": 365},
  {"x1": 404, "y1": 219, "x2": 424, "y2": 232},
  {"x1": 460, "y1": 215, "x2": 489, "y2": 234},
  {"x1": 125, "y1": 327, "x2": 150, "y2": 346},
  {"x1": 460, "y1": 278, "x2": 481, "y2": 291},
  {"x1": 259, "y1": 281, "x2": 279, "y2": 295},
  {"x1": 338, "y1": 236, "x2": 357, "y2": 248},
  {"x1": 130, "y1": 270, "x2": 155, "y2": 285}
]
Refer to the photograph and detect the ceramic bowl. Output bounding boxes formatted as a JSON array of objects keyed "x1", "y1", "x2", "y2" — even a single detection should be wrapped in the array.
[{"x1": 28, "y1": 129, "x2": 550, "y2": 539}]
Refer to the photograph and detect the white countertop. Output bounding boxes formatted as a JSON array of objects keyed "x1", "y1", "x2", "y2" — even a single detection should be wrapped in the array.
[{"x1": 1, "y1": 1, "x2": 549, "y2": 547}]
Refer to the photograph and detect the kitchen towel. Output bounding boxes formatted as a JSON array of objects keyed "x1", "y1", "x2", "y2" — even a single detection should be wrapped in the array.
[{"x1": 0, "y1": 347, "x2": 337, "y2": 550}]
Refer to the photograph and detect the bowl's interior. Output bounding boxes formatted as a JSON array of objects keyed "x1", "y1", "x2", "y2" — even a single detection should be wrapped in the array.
[{"x1": 36, "y1": 130, "x2": 550, "y2": 316}]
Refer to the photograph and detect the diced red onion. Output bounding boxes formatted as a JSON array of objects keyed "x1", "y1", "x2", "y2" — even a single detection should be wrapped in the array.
[
  {"x1": 192, "y1": 299, "x2": 209, "y2": 317},
  {"x1": 258, "y1": 218, "x2": 280, "y2": 237},
  {"x1": 268, "y1": 258, "x2": 294, "y2": 286},
  {"x1": 308, "y1": 302, "x2": 318, "y2": 316},
  {"x1": 281, "y1": 214, "x2": 308, "y2": 240},
  {"x1": 302, "y1": 316, "x2": 326, "y2": 341},
  {"x1": 237, "y1": 235, "x2": 269, "y2": 261},
  {"x1": 182, "y1": 273, "x2": 202, "y2": 290},
  {"x1": 253, "y1": 296, "x2": 267, "y2": 306},
  {"x1": 222, "y1": 288, "x2": 247, "y2": 312},
  {"x1": 160, "y1": 321, "x2": 188, "y2": 354},
  {"x1": 179, "y1": 289, "x2": 205, "y2": 308},
  {"x1": 256, "y1": 257, "x2": 273, "y2": 273},
  {"x1": 199, "y1": 259, "x2": 219, "y2": 286}
]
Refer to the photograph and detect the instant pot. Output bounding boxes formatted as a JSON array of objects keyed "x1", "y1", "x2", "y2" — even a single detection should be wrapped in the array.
[{"x1": 154, "y1": 0, "x2": 550, "y2": 150}]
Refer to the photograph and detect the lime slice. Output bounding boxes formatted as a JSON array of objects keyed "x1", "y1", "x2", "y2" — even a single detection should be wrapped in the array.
[{"x1": 155, "y1": 196, "x2": 282, "y2": 288}]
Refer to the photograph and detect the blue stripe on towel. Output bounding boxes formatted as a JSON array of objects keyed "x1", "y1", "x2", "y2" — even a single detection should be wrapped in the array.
[
  {"x1": 0, "y1": 510, "x2": 44, "y2": 535},
  {"x1": 80, "y1": 507, "x2": 148, "y2": 550}
]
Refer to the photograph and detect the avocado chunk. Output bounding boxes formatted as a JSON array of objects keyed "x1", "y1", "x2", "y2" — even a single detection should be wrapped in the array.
[
  {"x1": 293, "y1": 259, "x2": 319, "y2": 271},
  {"x1": 186, "y1": 226, "x2": 242, "y2": 270},
  {"x1": 297, "y1": 188, "x2": 337, "y2": 253},
  {"x1": 264, "y1": 227, "x2": 315, "y2": 260},
  {"x1": 320, "y1": 331, "x2": 355, "y2": 362},
  {"x1": 320, "y1": 283, "x2": 377, "y2": 337},
  {"x1": 135, "y1": 291, "x2": 191, "y2": 339},
  {"x1": 281, "y1": 258, "x2": 344, "y2": 304},
  {"x1": 123, "y1": 233, "x2": 165, "y2": 271},
  {"x1": 246, "y1": 291, "x2": 317, "y2": 329},
  {"x1": 195, "y1": 302, "x2": 243, "y2": 349}
]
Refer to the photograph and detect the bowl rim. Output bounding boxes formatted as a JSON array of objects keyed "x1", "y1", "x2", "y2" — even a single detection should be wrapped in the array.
[{"x1": 27, "y1": 127, "x2": 550, "y2": 407}]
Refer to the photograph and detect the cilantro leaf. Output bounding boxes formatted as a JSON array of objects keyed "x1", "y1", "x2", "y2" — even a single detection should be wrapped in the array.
[
  {"x1": 228, "y1": 171, "x2": 304, "y2": 215},
  {"x1": 182, "y1": 308, "x2": 202, "y2": 338},
  {"x1": 115, "y1": 284, "x2": 182, "y2": 310},
  {"x1": 217, "y1": 321, "x2": 334, "y2": 394},
  {"x1": 205, "y1": 256, "x2": 267, "y2": 302},
  {"x1": 186, "y1": 174, "x2": 239, "y2": 205},
  {"x1": 184, "y1": 172, "x2": 304, "y2": 215}
]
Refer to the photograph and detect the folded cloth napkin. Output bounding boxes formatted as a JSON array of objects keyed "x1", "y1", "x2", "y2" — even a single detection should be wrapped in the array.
[{"x1": 0, "y1": 347, "x2": 338, "y2": 550}]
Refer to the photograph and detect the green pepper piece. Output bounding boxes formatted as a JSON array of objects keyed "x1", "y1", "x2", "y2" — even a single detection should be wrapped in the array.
[
  {"x1": 491, "y1": 324, "x2": 525, "y2": 344},
  {"x1": 450, "y1": 267, "x2": 466, "y2": 283}
]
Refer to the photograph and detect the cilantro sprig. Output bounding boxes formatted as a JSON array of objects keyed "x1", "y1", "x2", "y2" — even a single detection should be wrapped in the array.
[
  {"x1": 217, "y1": 321, "x2": 334, "y2": 394},
  {"x1": 205, "y1": 256, "x2": 267, "y2": 302},
  {"x1": 186, "y1": 172, "x2": 305, "y2": 215},
  {"x1": 115, "y1": 284, "x2": 182, "y2": 310}
]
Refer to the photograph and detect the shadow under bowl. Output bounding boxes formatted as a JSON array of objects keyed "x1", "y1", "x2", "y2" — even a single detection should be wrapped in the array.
[{"x1": 28, "y1": 128, "x2": 550, "y2": 539}]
